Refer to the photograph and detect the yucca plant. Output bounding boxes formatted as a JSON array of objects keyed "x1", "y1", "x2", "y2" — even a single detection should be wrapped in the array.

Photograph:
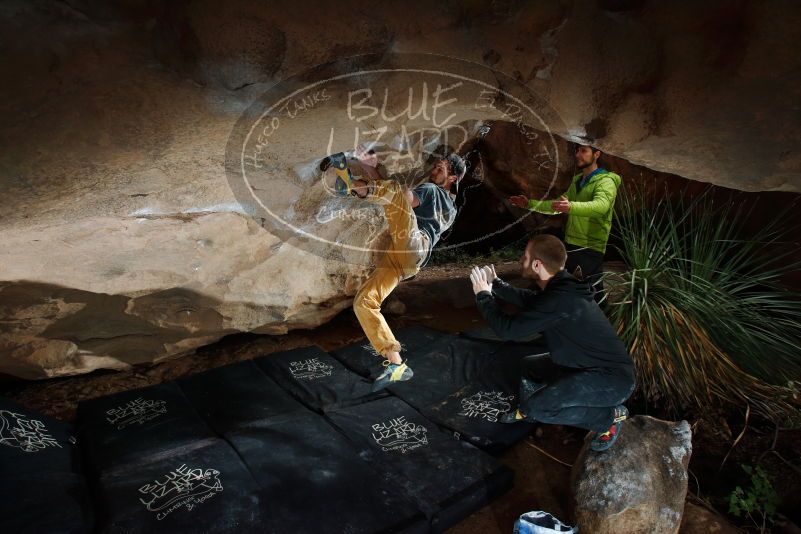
[{"x1": 604, "y1": 186, "x2": 801, "y2": 424}]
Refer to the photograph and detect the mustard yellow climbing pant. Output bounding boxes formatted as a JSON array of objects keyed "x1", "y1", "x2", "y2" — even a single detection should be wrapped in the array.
[{"x1": 353, "y1": 180, "x2": 428, "y2": 357}]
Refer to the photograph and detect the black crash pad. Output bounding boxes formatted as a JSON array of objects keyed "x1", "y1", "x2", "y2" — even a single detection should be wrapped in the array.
[
  {"x1": 226, "y1": 411, "x2": 428, "y2": 533},
  {"x1": 177, "y1": 360, "x2": 308, "y2": 434},
  {"x1": 96, "y1": 439, "x2": 263, "y2": 533},
  {"x1": 405, "y1": 337, "x2": 541, "y2": 453},
  {"x1": 256, "y1": 345, "x2": 382, "y2": 411},
  {"x1": 331, "y1": 325, "x2": 458, "y2": 378},
  {"x1": 421, "y1": 347, "x2": 538, "y2": 453},
  {"x1": 386, "y1": 335, "x2": 501, "y2": 407},
  {"x1": 76, "y1": 382, "x2": 216, "y2": 475},
  {"x1": 346, "y1": 332, "x2": 541, "y2": 453},
  {"x1": 2, "y1": 397, "x2": 80, "y2": 476},
  {"x1": 0, "y1": 398, "x2": 94, "y2": 533},
  {"x1": 0, "y1": 472, "x2": 91, "y2": 534},
  {"x1": 325, "y1": 397, "x2": 513, "y2": 532}
]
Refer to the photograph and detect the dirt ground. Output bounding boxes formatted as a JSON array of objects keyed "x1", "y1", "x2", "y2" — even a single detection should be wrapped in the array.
[{"x1": 3, "y1": 261, "x2": 800, "y2": 532}]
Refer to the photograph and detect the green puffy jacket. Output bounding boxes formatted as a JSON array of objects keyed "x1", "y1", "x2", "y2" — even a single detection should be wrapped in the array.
[{"x1": 527, "y1": 169, "x2": 622, "y2": 253}]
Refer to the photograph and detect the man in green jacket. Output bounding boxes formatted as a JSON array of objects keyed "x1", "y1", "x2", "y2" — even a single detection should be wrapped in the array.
[{"x1": 509, "y1": 145, "x2": 621, "y2": 302}]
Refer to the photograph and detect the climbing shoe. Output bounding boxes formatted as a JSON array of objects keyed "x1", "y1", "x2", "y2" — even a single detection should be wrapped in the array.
[
  {"x1": 326, "y1": 152, "x2": 364, "y2": 197},
  {"x1": 589, "y1": 405, "x2": 628, "y2": 452},
  {"x1": 372, "y1": 361, "x2": 413, "y2": 392},
  {"x1": 499, "y1": 409, "x2": 527, "y2": 424}
]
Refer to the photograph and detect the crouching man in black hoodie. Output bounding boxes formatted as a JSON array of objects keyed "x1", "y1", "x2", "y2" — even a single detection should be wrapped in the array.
[{"x1": 469, "y1": 234, "x2": 635, "y2": 451}]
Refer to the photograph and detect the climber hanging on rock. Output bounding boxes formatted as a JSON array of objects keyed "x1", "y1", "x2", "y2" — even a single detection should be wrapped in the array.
[
  {"x1": 469, "y1": 234, "x2": 635, "y2": 451},
  {"x1": 322, "y1": 147, "x2": 466, "y2": 392}
]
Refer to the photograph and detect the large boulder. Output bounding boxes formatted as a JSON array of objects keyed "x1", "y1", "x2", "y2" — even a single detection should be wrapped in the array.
[
  {"x1": 679, "y1": 502, "x2": 740, "y2": 534},
  {"x1": 0, "y1": 3, "x2": 385, "y2": 379},
  {"x1": 571, "y1": 416, "x2": 693, "y2": 534},
  {"x1": 0, "y1": 214, "x2": 377, "y2": 379},
  {"x1": 1, "y1": 0, "x2": 800, "y2": 378}
]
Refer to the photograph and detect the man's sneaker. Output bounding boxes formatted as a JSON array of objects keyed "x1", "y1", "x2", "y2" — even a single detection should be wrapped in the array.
[
  {"x1": 590, "y1": 405, "x2": 628, "y2": 452},
  {"x1": 499, "y1": 409, "x2": 527, "y2": 424},
  {"x1": 372, "y1": 361, "x2": 413, "y2": 392}
]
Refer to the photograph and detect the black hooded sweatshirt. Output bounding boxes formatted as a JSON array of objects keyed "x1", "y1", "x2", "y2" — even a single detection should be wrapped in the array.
[{"x1": 475, "y1": 270, "x2": 633, "y2": 372}]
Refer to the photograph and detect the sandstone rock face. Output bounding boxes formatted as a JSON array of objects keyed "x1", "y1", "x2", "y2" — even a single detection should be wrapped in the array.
[
  {"x1": 0, "y1": 2, "x2": 383, "y2": 378},
  {"x1": 0, "y1": 214, "x2": 376, "y2": 379},
  {"x1": 1, "y1": 0, "x2": 799, "y2": 378},
  {"x1": 571, "y1": 416, "x2": 693, "y2": 534}
]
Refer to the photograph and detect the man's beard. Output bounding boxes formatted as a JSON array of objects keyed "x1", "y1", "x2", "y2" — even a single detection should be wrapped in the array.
[
  {"x1": 521, "y1": 266, "x2": 540, "y2": 280},
  {"x1": 576, "y1": 160, "x2": 592, "y2": 169}
]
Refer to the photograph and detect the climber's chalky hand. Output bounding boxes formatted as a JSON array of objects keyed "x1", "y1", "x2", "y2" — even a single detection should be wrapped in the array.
[{"x1": 354, "y1": 144, "x2": 379, "y2": 168}]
